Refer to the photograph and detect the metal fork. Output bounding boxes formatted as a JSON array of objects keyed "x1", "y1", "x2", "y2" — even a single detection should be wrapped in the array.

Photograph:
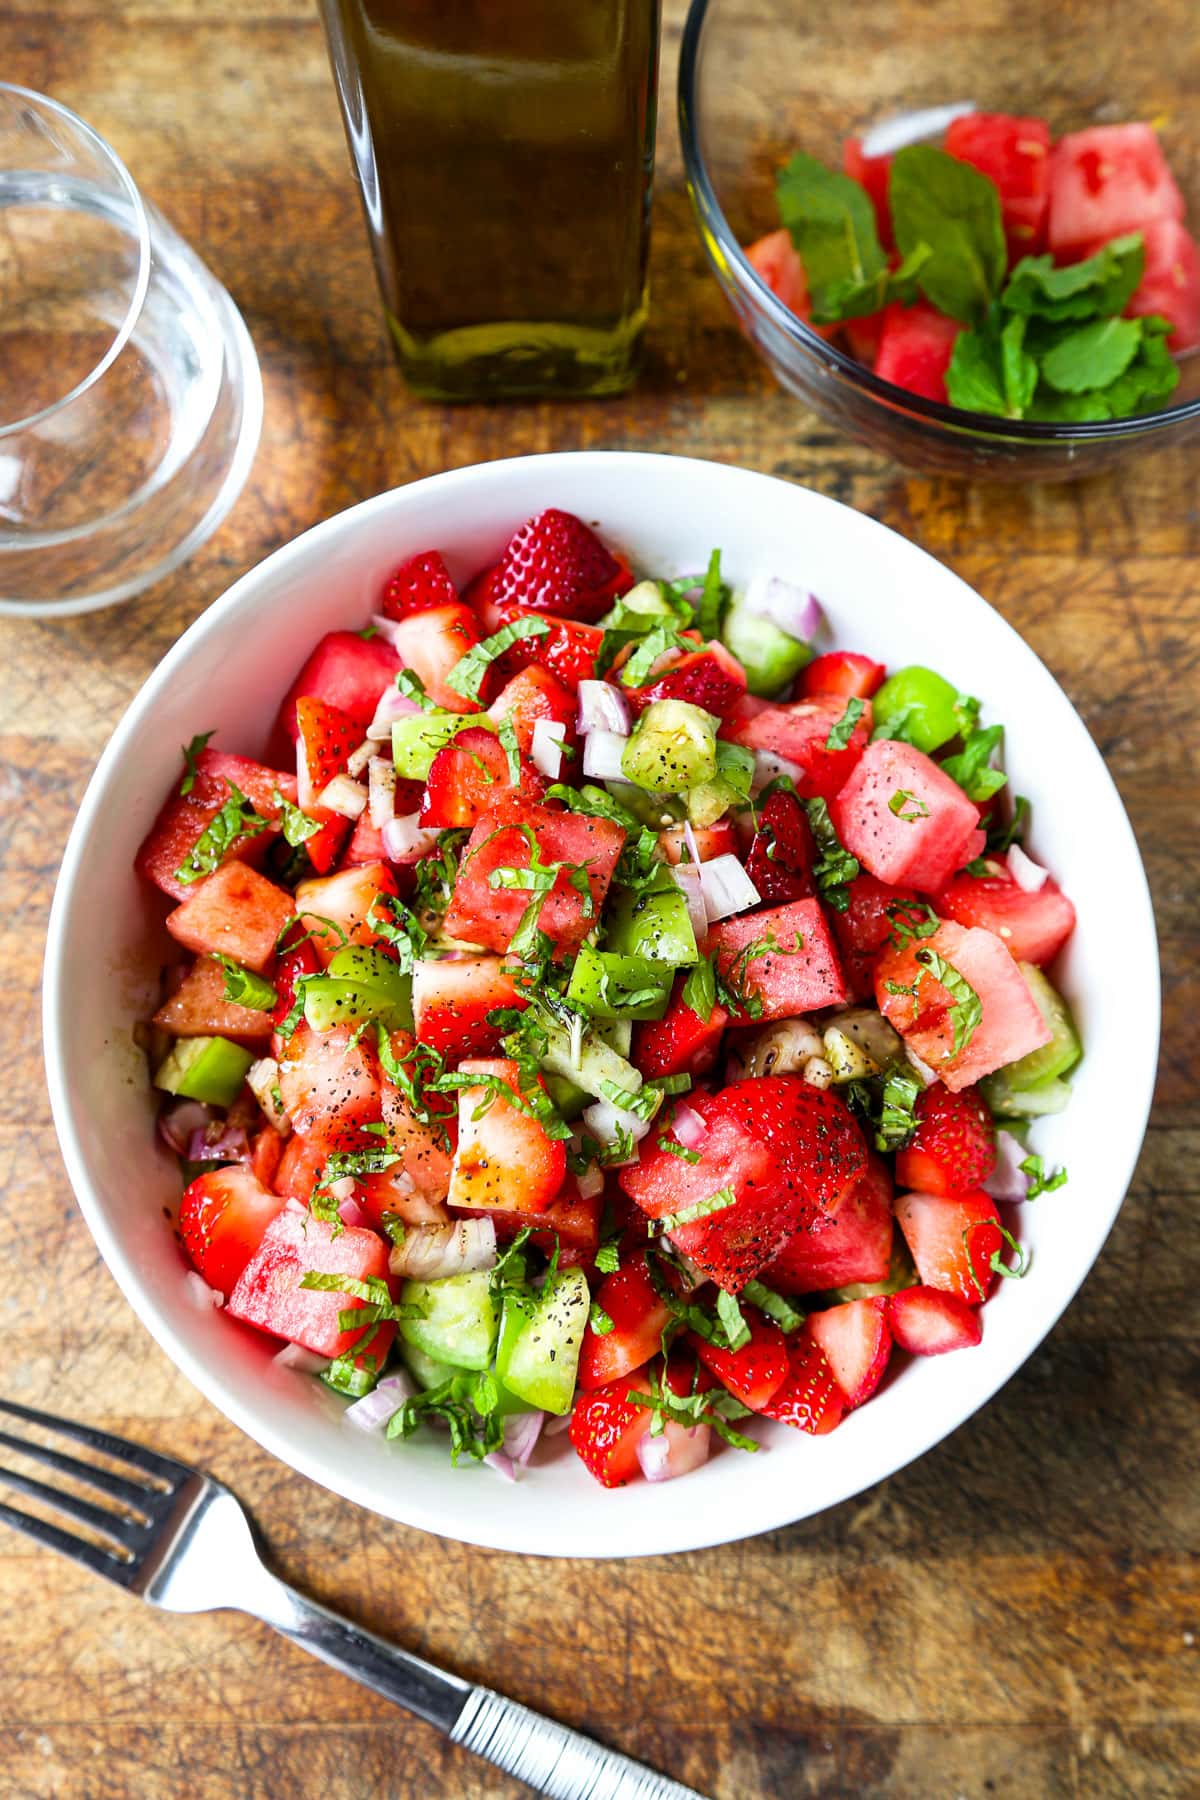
[{"x1": 0, "y1": 1397, "x2": 703, "y2": 1800}]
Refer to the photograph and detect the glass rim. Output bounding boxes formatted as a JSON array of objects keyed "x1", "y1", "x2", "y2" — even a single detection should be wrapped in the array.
[
  {"x1": 677, "y1": 0, "x2": 1200, "y2": 445},
  {"x1": 0, "y1": 81, "x2": 152, "y2": 441}
]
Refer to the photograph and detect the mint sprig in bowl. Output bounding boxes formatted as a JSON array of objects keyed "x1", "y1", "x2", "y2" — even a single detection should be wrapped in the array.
[{"x1": 678, "y1": 0, "x2": 1200, "y2": 479}]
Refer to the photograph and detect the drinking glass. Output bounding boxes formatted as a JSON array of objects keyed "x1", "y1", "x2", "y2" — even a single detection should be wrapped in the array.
[
  {"x1": 0, "y1": 84, "x2": 262, "y2": 616},
  {"x1": 319, "y1": 0, "x2": 661, "y2": 401}
]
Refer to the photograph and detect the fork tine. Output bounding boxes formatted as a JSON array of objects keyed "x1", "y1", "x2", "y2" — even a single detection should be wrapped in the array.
[
  {"x1": 0, "y1": 1463, "x2": 150, "y2": 1550},
  {"x1": 0, "y1": 1429, "x2": 156, "y2": 1512},
  {"x1": 0, "y1": 1398, "x2": 187, "y2": 1486},
  {"x1": 0, "y1": 1499, "x2": 139, "y2": 1586}
]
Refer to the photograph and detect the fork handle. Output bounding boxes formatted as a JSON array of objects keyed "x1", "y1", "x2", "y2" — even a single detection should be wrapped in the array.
[
  {"x1": 451, "y1": 1686, "x2": 706, "y2": 1799},
  {"x1": 260, "y1": 1580, "x2": 704, "y2": 1797}
]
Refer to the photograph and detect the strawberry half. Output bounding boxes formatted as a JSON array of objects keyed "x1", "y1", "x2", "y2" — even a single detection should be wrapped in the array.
[
  {"x1": 759, "y1": 1335, "x2": 845, "y2": 1435},
  {"x1": 179, "y1": 1165, "x2": 286, "y2": 1297},
  {"x1": 806, "y1": 1297, "x2": 892, "y2": 1408},
  {"x1": 744, "y1": 786, "x2": 817, "y2": 906},
  {"x1": 896, "y1": 1083, "x2": 996, "y2": 1197},
  {"x1": 569, "y1": 1377, "x2": 653, "y2": 1487},
  {"x1": 690, "y1": 1308, "x2": 790, "y2": 1411},
  {"x1": 893, "y1": 1187, "x2": 1005, "y2": 1305},
  {"x1": 483, "y1": 508, "x2": 632, "y2": 621},
  {"x1": 381, "y1": 550, "x2": 459, "y2": 620},
  {"x1": 295, "y1": 695, "x2": 361, "y2": 871},
  {"x1": 888, "y1": 1286, "x2": 984, "y2": 1355},
  {"x1": 577, "y1": 1253, "x2": 672, "y2": 1393}
]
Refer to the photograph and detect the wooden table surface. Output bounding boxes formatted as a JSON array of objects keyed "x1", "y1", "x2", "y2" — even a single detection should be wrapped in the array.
[{"x1": 2, "y1": 4, "x2": 1198, "y2": 1796}]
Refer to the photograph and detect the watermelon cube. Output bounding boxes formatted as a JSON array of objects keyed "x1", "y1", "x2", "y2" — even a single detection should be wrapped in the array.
[
  {"x1": 154, "y1": 955, "x2": 275, "y2": 1044},
  {"x1": 277, "y1": 630, "x2": 399, "y2": 743},
  {"x1": 875, "y1": 919, "x2": 1052, "y2": 1090},
  {"x1": 705, "y1": 898, "x2": 846, "y2": 1021},
  {"x1": 721, "y1": 694, "x2": 872, "y2": 802},
  {"x1": 166, "y1": 860, "x2": 295, "y2": 973},
  {"x1": 1124, "y1": 217, "x2": 1200, "y2": 353},
  {"x1": 761, "y1": 1156, "x2": 894, "y2": 1294},
  {"x1": 1047, "y1": 124, "x2": 1185, "y2": 258},
  {"x1": 831, "y1": 739, "x2": 985, "y2": 893},
  {"x1": 873, "y1": 301, "x2": 963, "y2": 403},
  {"x1": 135, "y1": 750, "x2": 297, "y2": 903},
  {"x1": 444, "y1": 800, "x2": 624, "y2": 955},
  {"x1": 227, "y1": 1209, "x2": 393, "y2": 1359}
]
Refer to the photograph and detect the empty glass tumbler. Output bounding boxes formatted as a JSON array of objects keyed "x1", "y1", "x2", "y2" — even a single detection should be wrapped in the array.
[{"x1": 319, "y1": 0, "x2": 662, "y2": 400}]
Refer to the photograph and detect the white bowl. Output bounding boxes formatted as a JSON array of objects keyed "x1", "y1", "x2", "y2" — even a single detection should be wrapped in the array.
[{"x1": 44, "y1": 453, "x2": 1159, "y2": 1558}]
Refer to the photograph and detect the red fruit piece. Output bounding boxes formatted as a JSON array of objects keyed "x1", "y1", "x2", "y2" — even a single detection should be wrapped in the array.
[
  {"x1": 945, "y1": 112, "x2": 1052, "y2": 260},
  {"x1": 624, "y1": 644, "x2": 747, "y2": 721},
  {"x1": 744, "y1": 787, "x2": 817, "y2": 906},
  {"x1": 411, "y1": 955, "x2": 527, "y2": 1064},
  {"x1": 722, "y1": 693, "x2": 872, "y2": 803},
  {"x1": 226, "y1": 1209, "x2": 393, "y2": 1360},
  {"x1": 896, "y1": 1083, "x2": 996, "y2": 1198},
  {"x1": 179, "y1": 1165, "x2": 287, "y2": 1297},
  {"x1": 276, "y1": 1021, "x2": 383, "y2": 1146},
  {"x1": 135, "y1": 750, "x2": 298, "y2": 904},
  {"x1": 888, "y1": 1285, "x2": 983, "y2": 1355},
  {"x1": 806, "y1": 1297, "x2": 892, "y2": 1408},
  {"x1": 621, "y1": 1077, "x2": 867, "y2": 1291},
  {"x1": 831, "y1": 871, "x2": 918, "y2": 1003},
  {"x1": 874, "y1": 300, "x2": 963, "y2": 403},
  {"x1": 632, "y1": 975, "x2": 727, "y2": 1081},
  {"x1": 420, "y1": 725, "x2": 544, "y2": 830},
  {"x1": 485, "y1": 509, "x2": 632, "y2": 622},
  {"x1": 154, "y1": 955, "x2": 275, "y2": 1044},
  {"x1": 705, "y1": 897, "x2": 846, "y2": 1021},
  {"x1": 166, "y1": 861, "x2": 295, "y2": 974},
  {"x1": 1125, "y1": 217, "x2": 1200, "y2": 353},
  {"x1": 762, "y1": 1155, "x2": 894, "y2": 1294},
  {"x1": 799, "y1": 651, "x2": 886, "y2": 702},
  {"x1": 932, "y1": 859, "x2": 1076, "y2": 967},
  {"x1": 486, "y1": 665, "x2": 577, "y2": 755},
  {"x1": 759, "y1": 1335, "x2": 845, "y2": 1435},
  {"x1": 447, "y1": 1056, "x2": 567, "y2": 1215},
  {"x1": 843, "y1": 137, "x2": 893, "y2": 249},
  {"x1": 295, "y1": 696, "x2": 361, "y2": 808},
  {"x1": 381, "y1": 550, "x2": 459, "y2": 620},
  {"x1": 277, "y1": 631, "x2": 400, "y2": 744},
  {"x1": 1047, "y1": 123, "x2": 1185, "y2": 258},
  {"x1": 444, "y1": 799, "x2": 624, "y2": 955},
  {"x1": 569, "y1": 1378, "x2": 653, "y2": 1488},
  {"x1": 831, "y1": 739, "x2": 985, "y2": 894},
  {"x1": 893, "y1": 1187, "x2": 1005, "y2": 1306},
  {"x1": 690, "y1": 1308, "x2": 790, "y2": 1412},
  {"x1": 295, "y1": 861, "x2": 399, "y2": 964},
  {"x1": 454, "y1": 1186, "x2": 602, "y2": 1260},
  {"x1": 577, "y1": 1252, "x2": 672, "y2": 1392},
  {"x1": 387, "y1": 603, "x2": 481, "y2": 713},
  {"x1": 491, "y1": 605, "x2": 604, "y2": 691}
]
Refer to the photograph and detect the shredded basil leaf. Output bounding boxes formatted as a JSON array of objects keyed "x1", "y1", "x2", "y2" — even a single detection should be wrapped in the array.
[
  {"x1": 444, "y1": 616, "x2": 551, "y2": 703},
  {"x1": 174, "y1": 782, "x2": 270, "y2": 887},
  {"x1": 825, "y1": 696, "x2": 865, "y2": 753},
  {"x1": 179, "y1": 731, "x2": 214, "y2": 797},
  {"x1": 211, "y1": 953, "x2": 278, "y2": 1012}
]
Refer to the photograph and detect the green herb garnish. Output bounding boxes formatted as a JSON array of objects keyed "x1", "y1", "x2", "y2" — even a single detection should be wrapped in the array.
[
  {"x1": 179, "y1": 731, "x2": 213, "y2": 797},
  {"x1": 211, "y1": 953, "x2": 277, "y2": 1012},
  {"x1": 174, "y1": 783, "x2": 270, "y2": 886},
  {"x1": 444, "y1": 616, "x2": 551, "y2": 703}
]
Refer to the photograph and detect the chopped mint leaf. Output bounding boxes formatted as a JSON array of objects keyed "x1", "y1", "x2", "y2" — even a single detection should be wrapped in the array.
[
  {"x1": 715, "y1": 1288, "x2": 751, "y2": 1352},
  {"x1": 1020, "y1": 1153, "x2": 1068, "y2": 1200},
  {"x1": 889, "y1": 788, "x2": 931, "y2": 823},
  {"x1": 272, "y1": 788, "x2": 322, "y2": 847},
  {"x1": 588, "y1": 1302, "x2": 615, "y2": 1336},
  {"x1": 1039, "y1": 314, "x2": 1144, "y2": 395},
  {"x1": 681, "y1": 953, "x2": 717, "y2": 1024},
  {"x1": 211, "y1": 953, "x2": 278, "y2": 1012},
  {"x1": 695, "y1": 549, "x2": 729, "y2": 640},
  {"x1": 544, "y1": 782, "x2": 640, "y2": 831},
  {"x1": 619, "y1": 625, "x2": 695, "y2": 689},
  {"x1": 940, "y1": 725, "x2": 1007, "y2": 803},
  {"x1": 885, "y1": 898, "x2": 940, "y2": 948},
  {"x1": 656, "y1": 1131, "x2": 702, "y2": 1164},
  {"x1": 658, "y1": 1186, "x2": 737, "y2": 1234},
  {"x1": 395, "y1": 668, "x2": 438, "y2": 712},
  {"x1": 915, "y1": 948, "x2": 982, "y2": 1057},
  {"x1": 825, "y1": 696, "x2": 865, "y2": 753},
  {"x1": 174, "y1": 783, "x2": 270, "y2": 887},
  {"x1": 741, "y1": 1279, "x2": 805, "y2": 1334},
  {"x1": 179, "y1": 731, "x2": 213, "y2": 796},
  {"x1": 803, "y1": 797, "x2": 859, "y2": 913},
  {"x1": 444, "y1": 616, "x2": 551, "y2": 703},
  {"x1": 496, "y1": 714, "x2": 521, "y2": 785},
  {"x1": 385, "y1": 1371, "x2": 506, "y2": 1465}
]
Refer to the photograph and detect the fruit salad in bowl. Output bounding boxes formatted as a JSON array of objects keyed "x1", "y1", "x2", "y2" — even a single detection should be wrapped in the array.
[
  {"x1": 44, "y1": 453, "x2": 1157, "y2": 1554},
  {"x1": 136, "y1": 502, "x2": 1082, "y2": 1490}
]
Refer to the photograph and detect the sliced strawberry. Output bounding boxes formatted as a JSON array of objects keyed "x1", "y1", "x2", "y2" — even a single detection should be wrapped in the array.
[
  {"x1": 387, "y1": 603, "x2": 481, "y2": 713},
  {"x1": 294, "y1": 861, "x2": 399, "y2": 964},
  {"x1": 632, "y1": 976, "x2": 727, "y2": 1081},
  {"x1": 179, "y1": 1165, "x2": 286, "y2": 1297},
  {"x1": 491, "y1": 605, "x2": 604, "y2": 691},
  {"x1": 799, "y1": 651, "x2": 886, "y2": 702},
  {"x1": 831, "y1": 871, "x2": 917, "y2": 1002},
  {"x1": 420, "y1": 725, "x2": 544, "y2": 829},
  {"x1": 888, "y1": 1285, "x2": 983, "y2": 1354},
  {"x1": 744, "y1": 787, "x2": 817, "y2": 906},
  {"x1": 569, "y1": 1377, "x2": 653, "y2": 1487},
  {"x1": 277, "y1": 631, "x2": 399, "y2": 745},
  {"x1": 381, "y1": 550, "x2": 459, "y2": 620},
  {"x1": 249, "y1": 1128, "x2": 284, "y2": 1189},
  {"x1": 577, "y1": 1252, "x2": 672, "y2": 1392},
  {"x1": 759, "y1": 1335, "x2": 845, "y2": 1434},
  {"x1": 154, "y1": 955, "x2": 275, "y2": 1044},
  {"x1": 269, "y1": 936, "x2": 321, "y2": 1049},
  {"x1": 896, "y1": 1083, "x2": 996, "y2": 1198},
  {"x1": 486, "y1": 664, "x2": 577, "y2": 756},
  {"x1": 411, "y1": 955, "x2": 528, "y2": 1063},
  {"x1": 166, "y1": 861, "x2": 294, "y2": 974},
  {"x1": 761, "y1": 1155, "x2": 894, "y2": 1294},
  {"x1": 454, "y1": 1185, "x2": 603, "y2": 1259},
  {"x1": 806, "y1": 1297, "x2": 892, "y2": 1408},
  {"x1": 447, "y1": 1056, "x2": 566, "y2": 1215},
  {"x1": 721, "y1": 693, "x2": 872, "y2": 802},
  {"x1": 690, "y1": 1308, "x2": 790, "y2": 1411},
  {"x1": 624, "y1": 643, "x2": 747, "y2": 721},
  {"x1": 893, "y1": 1187, "x2": 1005, "y2": 1305},
  {"x1": 295, "y1": 696, "x2": 361, "y2": 806},
  {"x1": 482, "y1": 509, "x2": 632, "y2": 621}
]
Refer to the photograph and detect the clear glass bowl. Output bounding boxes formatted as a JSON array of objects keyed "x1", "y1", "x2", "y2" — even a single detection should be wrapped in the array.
[{"x1": 678, "y1": 0, "x2": 1200, "y2": 480}]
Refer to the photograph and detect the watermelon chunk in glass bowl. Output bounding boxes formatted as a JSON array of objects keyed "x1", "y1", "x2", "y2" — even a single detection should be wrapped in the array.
[{"x1": 678, "y1": 0, "x2": 1200, "y2": 479}]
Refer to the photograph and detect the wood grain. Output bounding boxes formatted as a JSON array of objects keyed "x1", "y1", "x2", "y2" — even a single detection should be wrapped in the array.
[{"x1": 1, "y1": 3, "x2": 1198, "y2": 1797}]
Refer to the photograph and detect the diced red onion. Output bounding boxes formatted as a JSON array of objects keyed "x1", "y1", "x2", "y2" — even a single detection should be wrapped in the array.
[
  {"x1": 531, "y1": 719, "x2": 566, "y2": 780},
  {"x1": 682, "y1": 819, "x2": 702, "y2": 866},
  {"x1": 319, "y1": 773, "x2": 368, "y2": 820},
  {"x1": 671, "y1": 863, "x2": 709, "y2": 945},
  {"x1": 862, "y1": 100, "x2": 975, "y2": 159},
  {"x1": 367, "y1": 679, "x2": 422, "y2": 740},
  {"x1": 1008, "y1": 844, "x2": 1049, "y2": 892},
  {"x1": 574, "y1": 1162, "x2": 605, "y2": 1200},
  {"x1": 337, "y1": 1194, "x2": 370, "y2": 1230},
  {"x1": 183, "y1": 1270, "x2": 224, "y2": 1310},
  {"x1": 185, "y1": 1123, "x2": 251, "y2": 1164},
  {"x1": 368, "y1": 756, "x2": 397, "y2": 827},
  {"x1": 583, "y1": 1098, "x2": 651, "y2": 1151},
  {"x1": 344, "y1": 1370, "x2": 418, "y2": 1433},
  {"x1": 637, "y1": 1419, "x2": 711, "y2": 1483},
  {"x1": 284, "y1": 1196, "x2": 307, "y2": 1214},
  {"x1": 543, "y1": 1408, "x2": 574, "y2": 1437},
  {"x1": 582, "y1": 728, "x2": 629, "y2": 781},
  {"x1": 247, "y1": 1058, "x2": 291, "y2": 1133},
  {"x1": 742, "y1": 574, "x2": 824, "y2": 645},
  {"x1": 906, "y1": 1048, "x2": 939, "y2": 1087},
  {"x1": 272, "y1": 1343, "x2": 329, "y2": 1374},
  {"x1": 985, "y1": 1129, "x2": 1030, "y2": 1202},
  {"x1": 369, "y1": 613, "x2": 403, "y2": 649},
  {"x1": 346, "y1": 739, "x2": 375, "y2": 780},
  {"x1": 158, "y1": 1098, "x2": 214, "y2": 1156},
  {"x1": 484, "y1": 1451, "x2": 517, "y2": 1482},
  {"x1": 382, "y1": 812, "x2": 440, "y2": 862},
  {"x1": 502, "y1": 1409, "x2": 544, "y2": 1467},
  {"x1": 751, "y1": 749, "x2": 804, "y2": 794},
  {"x1": 576, "y1": 679, "x2": 630, "y2": 737},
  {"x1": 672, "y1": 1102, "x2": 707, "y2": 1150},
  {"x1": 387, "y1": 1217, "x2": 497, "y2": 1281},
  {"x1": 698, "y1": 854, "x2": 761, "y2": 922}
]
